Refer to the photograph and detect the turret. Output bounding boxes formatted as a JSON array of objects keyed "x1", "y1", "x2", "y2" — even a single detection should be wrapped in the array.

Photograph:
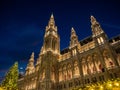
[
  {"x1": 69, "y1": 27, "x2": 80, "y2": 49},
  {"x1": 90, "y1": 16, "x2": 108, "y2": 45},
  {"x1": 42, "y1": 14, "x2": 60, "y2": 54},
  {"x1": 25, "y1": 52, "x2": 35, "y2": 75}
]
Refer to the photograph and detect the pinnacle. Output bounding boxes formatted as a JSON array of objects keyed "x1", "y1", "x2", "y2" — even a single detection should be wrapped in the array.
[
  {"x1": 31, "y1": 52, "x2": 34, "y2": 57},
  {"x1": 48, "y1": 13, "x2": 55, "y2": 26},
  {"x1": 71, "y1": 27, "x2": 75, "y2": 33},
  {"x1": 90, "y1": 15, "x2": 96, "y2": 23},
  {"x1": 50, "y1": 13, "x2": 54, "y2": 19}
]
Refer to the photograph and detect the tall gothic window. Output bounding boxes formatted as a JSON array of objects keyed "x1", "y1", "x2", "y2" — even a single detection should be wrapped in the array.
[
  {"x1": 82, "y1": 58, "x2": 88, "y2": 76},
  {"x1": 51, "y1": 66, "x2": 55, "y2": 82},
  {"x1": 72, "y1": 49, "x2": 77, "y2": 56},
  {"x1": 73, "y1": 61, "x2": 80, "y2": 78},
  {"x1": 67, "y1": 64, "x2": 72, "y2": 80},
  {"x1": 87, "y1": 56, "x2": 94, "y2": 74},
  {"x1": 63, "y1": 65, "x2": 67, "y2": 81},
  {"x1": 103, "y1": 50, "x2": 114, "y2": 69},
  {"x1": 59, "y1": 68, "x2": 62, "y2": 82}
]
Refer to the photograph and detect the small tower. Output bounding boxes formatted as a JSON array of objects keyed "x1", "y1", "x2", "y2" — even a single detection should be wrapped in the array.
[
  {"x1": 91, "y1": 16, "x2": 104, "y2": 37},
  {"x1": 43, "y1": 14, "x2": 60, "y2": 54},
  {"x1": 25, "y1": 52, "x2": 35, "y2": 75},
  {"x1": 70, "y1": 27, "x2": 79, "y2": 48},
  {"x1": 90, "y1": 15, "x2": 109, "y2": 45},
  {"x1": 70, "y1": 27, "x2": 80, "y2": 48},
  {"x1": 69, "y1": 27, "x2": 80, "y2": 56}
]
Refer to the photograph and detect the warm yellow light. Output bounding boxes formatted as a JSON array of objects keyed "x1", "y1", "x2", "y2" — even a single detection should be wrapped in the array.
[
  {"x1": 108, "y1": 83, "x2": 112, "y2": 87},
  {"x1": 115, "y1": 82, "x2": 119, "y2": 87},
  {"x1": 100, "y1": 86, "x2": 103, "y2": 89}
]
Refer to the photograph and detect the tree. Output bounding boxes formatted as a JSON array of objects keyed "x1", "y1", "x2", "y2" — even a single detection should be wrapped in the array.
[{"x1": 1, "y1": 62, "x2": 18, "y2": 90}]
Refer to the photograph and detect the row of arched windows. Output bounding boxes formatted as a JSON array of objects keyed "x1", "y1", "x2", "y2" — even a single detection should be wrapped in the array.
[{"x1": 59, "y1": 50, "x2": 117, "y2": 82}]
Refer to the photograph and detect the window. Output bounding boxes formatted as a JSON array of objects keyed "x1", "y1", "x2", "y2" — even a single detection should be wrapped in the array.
[
  {"x1": 72, "y1": 49, "x2": 77, "y2": 56},
  {"x1": 97, "y1": 37, "x2": 104, "y2": 45}
]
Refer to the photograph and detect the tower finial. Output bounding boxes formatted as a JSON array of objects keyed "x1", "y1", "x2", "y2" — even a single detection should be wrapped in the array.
[
  {"x1": 71, "y1": 27, "x2": 75, "y2": 33},
  {"x1": 91, "y1": 15, "x2": 96, "y2": 22},
  {"x1": 51, "y1": 13, "x2": 54, "y2": 19},
  {"x1": 48, "y1": 13, "x2": 55, "y2": 26},
  {"x1": 90, "y1": 15, "x2": 104, "y2": 36}
]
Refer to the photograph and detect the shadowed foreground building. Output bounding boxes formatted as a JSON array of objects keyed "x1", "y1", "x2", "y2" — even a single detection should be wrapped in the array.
[{"x1": 18, "y1": 14, "x2": 120, "y2": 90}]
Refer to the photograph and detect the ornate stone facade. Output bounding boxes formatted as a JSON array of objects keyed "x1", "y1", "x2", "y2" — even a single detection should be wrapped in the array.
[{"x1": 18, "y1": 14, "x2": 120, "y2": 90}]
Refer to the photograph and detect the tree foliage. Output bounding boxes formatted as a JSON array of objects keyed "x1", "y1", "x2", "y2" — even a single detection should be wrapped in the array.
[
  {"x1": 1, "y1": 62, "x2": 18, "y2": 90},
  {"x1": 71, "y1": 78, "x2": 120, "y2": 90}
]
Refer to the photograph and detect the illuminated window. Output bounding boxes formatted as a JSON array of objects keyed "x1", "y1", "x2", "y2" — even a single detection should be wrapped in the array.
[
  {"x1": 100, "y1": 37, "x2": 104, "y2": 43},
  {"x1": 97, "y1": 38, "x2": 101, "y2": 44},
  {"x1": 72, "y1": 49, "x2": 77, "y2": 56},
  {"x1": 97, "y1": 37, "x2": 104, "y2": 44}
]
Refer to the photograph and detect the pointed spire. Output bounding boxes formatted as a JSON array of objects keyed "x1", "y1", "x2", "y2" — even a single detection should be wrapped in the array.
[
  {"x1": 70, "y1": 27, "x2": 79, "y2": 47},
  {"x1": 71, "y1": 27, "x2": 77, "y2": 38},
  {"x1": 51, "y1": 13, "x2": 54, "y2": 18},
  {"x1": 90, "y1": 15, "x2": 104, "y2": 36},
  {"x1": 48, "y1": 13, "x2": 55, "y2": 26},
  {"x1": 29, "y1": 52, "x2": 34, "y2": 62},
  {"x1": 90, "y1": 15, "x2": 96, "y2": 24},
  {"x1": 71, "y1": 27, "x2": 76, "y2": 33},
  {"x1": 25, "y1": 52, "x2": 35, "y2": 75}
]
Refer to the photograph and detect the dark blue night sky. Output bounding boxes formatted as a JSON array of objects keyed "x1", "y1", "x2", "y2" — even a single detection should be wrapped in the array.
[{"x1": 0, "y1": 0, "x2": 120, "y2": 81}]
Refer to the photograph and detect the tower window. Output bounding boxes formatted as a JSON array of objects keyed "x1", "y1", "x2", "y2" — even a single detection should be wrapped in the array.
[
  {"x1": 97, "y1": 37, "x2": 104, "y2": 45},
  {"x1": 72, "y1": 49, "x2": 77, "y2": 56}
]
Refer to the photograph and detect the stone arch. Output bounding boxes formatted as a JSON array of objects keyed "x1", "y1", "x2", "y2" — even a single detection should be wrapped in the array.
[
  {"x1": 92, "y1": 53, "x2": 101, "y2": 72},
  {"x1": 59, "y1": 66, "x2": 62, "y2": 82},
  {"x1": 73, "y1": 60, "x2": 80, "y2": 78},
  {"x1": 62, "y1": 64, "x2": 67, "y2": 81},
  {"x1": 81, "y1": 57, "x2": 88, "y2": 76},
  {"x1": 103, "y1": 49, "x2": 114, "y2": 69},
  {"x1": 87, "y1": 55, "x2": 94, "y2": 74},
  {"x1": 51, "y1": 65, "x2": 55, "y2": 82},
  {"x1": 67, "y1": 63, "x2": 72, "y2": 80}
]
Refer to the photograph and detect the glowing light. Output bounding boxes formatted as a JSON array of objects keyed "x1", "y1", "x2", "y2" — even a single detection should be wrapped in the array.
[
  {"x1": 114, "y1": 82, "x2": 119, "y2": 87},
  {"x1": 100, "y1": 86, "x2": 103, "y2": 89}
]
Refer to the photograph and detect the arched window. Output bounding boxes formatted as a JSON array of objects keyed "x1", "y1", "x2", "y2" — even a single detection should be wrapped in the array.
[
  {"x1": 73, "y1": 61, "x2": 80, "y2": 78},
  {"x1": 63, "y1": 65, "x2": 67, "y2": 81},
  {"x1": 51, "y1": 66, "x2": 55, "y2": 82},
  {"x1": 103, "y1": 50, "x2": 114, "y2": 69},
  {"x1": 59, "y1": 67, "x2": 62, "y2": 82},
  {"x1": 67, "y1": 64, "x2": 72, "y2": 80},
  {"x1": 87, "y1": 56, "x2": 93, "y2": 74},
  {"x1": 72, "y1": 49, "x2": 77, "y2": 56}
]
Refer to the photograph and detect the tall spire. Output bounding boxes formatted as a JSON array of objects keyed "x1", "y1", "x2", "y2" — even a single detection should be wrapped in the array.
[
  {"x1": 25, "y1": 52, "x2": 35, "y2": 75},
  {"x1": 90, "y1": 15, "x2": 104, "y2": 36},
  {"x1": 70, "y1": 27, "x2": 79, "y2": 47}
]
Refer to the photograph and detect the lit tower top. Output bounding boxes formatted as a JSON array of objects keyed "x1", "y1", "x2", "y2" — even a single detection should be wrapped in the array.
[
  {"x1": 90, "y1": 15, "x2": 104, "y2": 37},
  {"x1": 45, "y1": 14, "x2": 57, "y2": 32},
  {"x1": 25, "y1": 52, "x2": 35, "y2": 75},
  {"x1": 70, "y1": 27, "x2": 80, "y2": 48},
  {"x1": 42, "y1": 14, "x2": 60, "y2": 54}
]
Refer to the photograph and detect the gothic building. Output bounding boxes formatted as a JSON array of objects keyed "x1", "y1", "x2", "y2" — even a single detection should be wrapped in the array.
[{"x1": 18, "y1": 14, "x2": 120, "y2": 90}]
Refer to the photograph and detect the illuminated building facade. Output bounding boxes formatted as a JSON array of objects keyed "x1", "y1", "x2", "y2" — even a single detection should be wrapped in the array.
[{"x1": 18, "y1": 14, "x2": 120, "y2": 90}]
